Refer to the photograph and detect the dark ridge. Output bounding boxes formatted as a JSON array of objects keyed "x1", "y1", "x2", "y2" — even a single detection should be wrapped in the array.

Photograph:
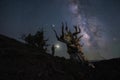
[{"x1": 0, "y1": 34, "x2": 120, "y2": 80}]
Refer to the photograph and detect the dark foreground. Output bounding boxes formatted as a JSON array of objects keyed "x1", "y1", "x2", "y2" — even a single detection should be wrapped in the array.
[{"x1": 0, "y1": 34, "x2": 120, "y2": 80}]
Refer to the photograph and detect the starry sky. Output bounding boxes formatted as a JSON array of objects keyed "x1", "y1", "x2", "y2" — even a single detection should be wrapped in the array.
[{"x1": 0, "y1": 0, "x2": 120, "y2": 60}]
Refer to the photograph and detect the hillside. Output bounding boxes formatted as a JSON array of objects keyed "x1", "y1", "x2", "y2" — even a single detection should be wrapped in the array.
[{"x1": 0, "y1": 34, "x2": 120, "y2": 80}]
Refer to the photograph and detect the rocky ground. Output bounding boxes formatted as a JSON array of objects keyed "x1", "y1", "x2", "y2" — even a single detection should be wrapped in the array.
[{"x1": 0, "y1": 34, "x2": 120, "y2": 80}]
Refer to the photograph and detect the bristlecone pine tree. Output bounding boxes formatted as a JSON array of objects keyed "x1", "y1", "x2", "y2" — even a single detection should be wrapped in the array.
[{"x1": 22, "y1": 30, "x2": 48, "y2": 52}]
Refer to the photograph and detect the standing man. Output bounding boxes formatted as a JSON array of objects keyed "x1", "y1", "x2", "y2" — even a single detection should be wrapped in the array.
[{"x1": 51, "y1": 44, "x2": 55, "y2": 56}]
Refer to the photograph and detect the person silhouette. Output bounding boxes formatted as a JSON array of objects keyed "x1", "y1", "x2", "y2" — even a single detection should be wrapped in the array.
[{"x1": 51, "y1": 44, "x2": 55, "y2": 56}]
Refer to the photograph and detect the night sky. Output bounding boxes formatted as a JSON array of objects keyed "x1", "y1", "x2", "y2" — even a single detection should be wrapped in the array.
[{"x1": 0, "y1": 0, "x2": 120, "y2": 60}]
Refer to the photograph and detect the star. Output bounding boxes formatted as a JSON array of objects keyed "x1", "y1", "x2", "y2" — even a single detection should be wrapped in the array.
[{"x1": 55, "y1": 44, "x2": 60, "y2": 49}]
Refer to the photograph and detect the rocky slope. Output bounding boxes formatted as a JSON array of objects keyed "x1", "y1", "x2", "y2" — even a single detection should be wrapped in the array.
[{"x1": 0, "y1": 34, "x2": 120, "y2": 80}]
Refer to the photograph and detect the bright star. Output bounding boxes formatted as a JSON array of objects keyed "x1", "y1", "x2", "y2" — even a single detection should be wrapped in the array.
[
  {"x1": 55, "y1": 44, "x2": 60, "y2": 49},
  {"x1": 52, "y1": 24, "x2": 55, "y2": 27}
]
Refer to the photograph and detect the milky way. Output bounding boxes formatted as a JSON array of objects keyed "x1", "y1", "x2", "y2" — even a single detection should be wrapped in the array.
[
  {"x1": 0, "y1": 0, "x2": 119, "y2": 60},
  {"x1": 68, "y1": 0, "x2": 107, "y2": 59}
]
